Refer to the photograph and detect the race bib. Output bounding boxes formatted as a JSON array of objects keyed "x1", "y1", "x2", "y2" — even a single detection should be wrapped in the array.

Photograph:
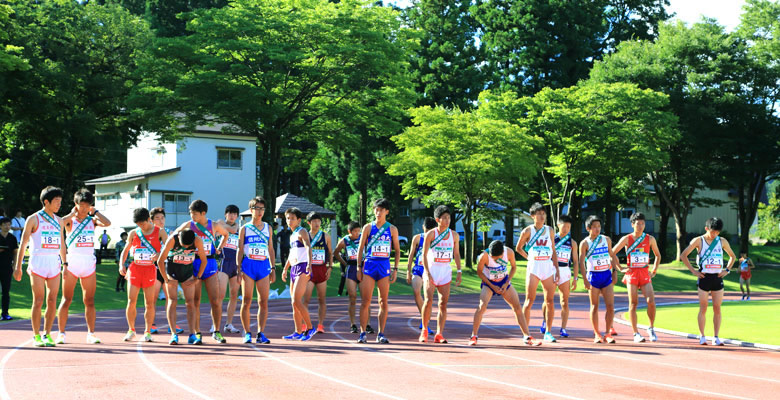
[
  {"x1": 246, "y1": 242, "x2": 268, "y2": 261},
  {"x1": 556, "y1": 248, "x2": 571, "y2": 265},
  {"x1": 587, "y1": 247, "x2": 611, "y2": 271},
  {"x1": 346, "y1": 246, "x2": 358, "y2": 261},
  {"x1": 371, "y1": 241, "x2": 390, "y2": 258},
  {"x1": 133, "y1": 247, "x2": 154, "y2": 266},
  {"x1": 172, "y1": 252, "x2": 195, "y2": 265},
  {"x1": 532, "y1": 245, "x2": 551, "y2": 261},
  {"x1": 433, "y1": 246, "x2": 453, "y2": 264},
  {"x1": 312, "y1": 248, "x2": 326, "y2": 265},
  {"x1": 41, "y1": 230, "x2": 61, "y2": 249},
  {"x1": 74, "y1": 231, "x2": 95, "y2": 248},
  {"x1": 225, "y1": 234, "x2": 239, "y2": 250},
  {"x1": 202, "y1": 238, "x2": 213, "y2": 254},
  {"x1": 629, "y1": 251, "x2": 649, "y2": 268},
  {"x1": 702, "y1": 256, "x2": 723, "y2": 274}
]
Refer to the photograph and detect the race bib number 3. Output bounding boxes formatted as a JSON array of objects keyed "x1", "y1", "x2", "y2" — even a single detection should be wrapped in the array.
[
  {"x1": 629, "y1": 251, "x2": 649, "y2": 268},
  {"x1": 312, "y1": 249, "x2": 326, "y2": 265}
]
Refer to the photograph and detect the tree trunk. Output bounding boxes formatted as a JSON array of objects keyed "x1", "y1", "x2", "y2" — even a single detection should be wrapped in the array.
[
  {"x1": 504, "y1": 207, "x2": 515, "y2": 248},
  {"x1": 472, "y1": 217, "x2": 478, "y2": 263},
  {"x1": 570, "y1": 190, "x2": 584, "y2": 242},
  {"x1": 259, "y1": 134, "x2": 281, "y2": 224},
  {"x1": 737, "y1": 172, "x2": 767, "y2": 256},
  {"x1": 673, "y1": 213, "x2": 688, "y2": 261},
  {"x1": 658, "y1": 203, "x2": 671, "y2": 262},
  {"x1": 603, "y1": 182, "x2": 613, "y2": 237},
  {"x1": 463, "y1": 202, "x2": 473, "y2": 269}
]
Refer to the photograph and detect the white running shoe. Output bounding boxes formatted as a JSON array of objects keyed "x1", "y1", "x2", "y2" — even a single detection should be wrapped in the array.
[
  {"x1": 55, "y1": 332, "x2": 66, "y2": 344},
  {"x1": 86, "y1": 333, "x2": 101, "y2": 344},
  {"x1": 713, "y1": 336, "x2": 724, "y2": 346},
  {"x1": 224, "y1": 324, "x2": 240, "y2": 334},
  {"x1": 699, "y1": 335, "x2": 707, "y2": 345},
  {"x1": 647, "y1": 327, "x2": 657, "y2": 342},
  {"x1": 209, "y1": 324, "x2": 216, "y2": 334},
  {"x1": 633, "y1": 333, "x2": 646, "y2": 343},
  {"x1": 123, "y1": 330, "x2": 136, "y2": 342}
]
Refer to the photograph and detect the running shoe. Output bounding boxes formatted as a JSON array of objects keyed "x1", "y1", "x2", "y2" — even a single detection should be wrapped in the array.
[
  {"x1": 523, "y1": 335, "x2": 542, "y2": 346},
  {"x1": 56, "y1": 332, "x2": 66, "y2": 345},
  {"x1": 543, "y1": 332, "x2": 557, "y2": 343},
  {"x1": 540, "y1": 320, "x2": 546, "y2": 334},
  {"x1": 365, "y1": 324, "x2": 375, "y2": 334},
  {"x1": 243, "y1": 333, "x2": 252, "y2": 344},
  {"x1": 224, "y1": 324, "x2": 240, "y2": 334},
  {"x1": 169, "y1": 334, "x2": 179, "y2": 345},
  {"x1": 559, "y1": 328, "x2": 569, "y2": 338},
  {"x1": 209, "y1": 324, "x2": 216, "y2": 334},
  {"x1": 123, "y1": 330, "x2": 136, "y2": 342},
  {"x1": 593, "y1": 335, "x2": 604, "y2": 344},
  {"x1": 33, "y1": 335, "x2": 45, "y2": 347},
  {"x1": 316, "y1": 324, "x2": 325, "y2": 334},
  {"x1": 167, "y1": 325, "x2": 184, "y2": 334},
  {"x1": 257, "y1": 332, "x2": 270, "y2": 344},
  {"x1": 741, "y1": 294, "x2": 746, "y2": 300},
  {"x1": 427, "y1": 326, "x2": 434, "y2": 334},
  {"x1": 357, "y1": 332, "x2": 367, "y2": 343},
  {"x1": 212, "y1": 332, "x2": 226, "y2": 344},
  {"x1": 468, "y1": 336, "x2": 478, "y2": 346},
  {"x1": 300, "y1": 329, "x2": 317, "y2": 341},
  {"x1": 43, "y1": 334, "x2": 56, "y2": 347},
  {"x1": 433, "y1": 333, "x2": 447, "y2": 344},
  {"x1": 144, "y1": 332, "x2": 153, "y2": 342},
  {"x1": 713, "y1": 336, "x2": 724, "y2": 346},
  {"x1": 283, "y1": 332, "x2": 303, "y2": 340},
  {"x1": 350, "y1": 324, "x2": 359, "y2": 334},
  {"x1": 647, "y1": 327, "x2": 657, "y2": 342},
  {"x1": 86, "y1": 333, "x2": 101, "y2": 344},
  {"x1": 633, "y1": 333, "x2": 646, "y2": 343},
  {"x1": 376, "y1": 333, "x2": 390, "y2": 344},
  {"x1": 188, "y1": 333, "x2": 198, "y2": 344},
  {"x1": 418, "y1": 330, "x2": 428, "y2": 343},
  {"x1": 194, "y1": 332, "x2": 203, "y2": 345},
  {"x1": 610, "y1": 326, "x2": 618, "y2": 336},
  {"x1": 699, "y1": 335, "x2": 708, "y2": 345},
  {"x1": 1, "y1": 315, "x2": 13, "y2": 321},
  {"x1": 150, "y1": 325, "x2": 159, "y2": 334},
  {"x1": 746, "y1": 296, "x2": 751, "y2": 300},
  {"x1": 605, "y1": 335, "x2": 616, "y2": 344},
  {"x1": 419, "y1": 321, "x2": 424, "y2": 330}
]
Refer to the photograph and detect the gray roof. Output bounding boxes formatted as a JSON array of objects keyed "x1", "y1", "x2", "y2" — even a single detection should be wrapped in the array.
[
  {"x1": 241, "y1": 193, "x2": 335, "y2": 217},
  {"x1": 84, "y1": 167, "x2": 181, "y2": 185}
]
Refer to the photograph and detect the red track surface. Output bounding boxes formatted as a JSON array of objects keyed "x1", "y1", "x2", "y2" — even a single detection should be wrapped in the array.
[{"x1": 1, "y1": 292, "x2": 778, "y2": 399}]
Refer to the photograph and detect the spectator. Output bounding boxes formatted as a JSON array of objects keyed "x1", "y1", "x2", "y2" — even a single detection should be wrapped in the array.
[
  {"x1": 98, "y1": 230, "x2": 111, "y2": 264},
  {"x1": 738, "y1": 252, "x2": 755, "y2": 300},
  {"x1": 11, "y1": 210, "x2": 24, "y2": 243},
  {"x1": 277, "y1": 224, "x2": 291, "y2": 265},
  {"x1": 115, "y1": 231, "x2": 128, "y2": 292},
  {"x1": 0, "y1": 217, "x2": 19, "y2": 320}
]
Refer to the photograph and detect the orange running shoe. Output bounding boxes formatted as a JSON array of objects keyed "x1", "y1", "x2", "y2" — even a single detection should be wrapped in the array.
[
  {"x1": 468, "y1": 336, "x2": 478, "y2": 346},
  {"x1": 605, "y1": 335, "x2": 616, "y2": 344},
  {"x1": 434, "y1": 333, "x2": 448, "y2": 344},
  {"x1": 594, "y1": 335, "x2": 604, "y2": 344},
  {"x1": 610, "y1": 327, "x2": 618, "y2": 336},
  {"x1": 418, "y1": 330, "x2": 428, "y2": 343},
  {"x1": 316, "y1": 324, "x2": 325, "y2": 334}
]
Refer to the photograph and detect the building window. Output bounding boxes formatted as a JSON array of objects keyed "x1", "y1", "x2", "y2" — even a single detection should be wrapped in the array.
[
  {"x1": 217, "y1": 149, "x2": 242, "y2": 169},
  {"x1": 164, "y1": 193, "x2": 191, "y2": 214},
  {"x1": 621, "y1": 210, "x2": 633, "y2": 219},
  {"x1": 97, "y1": 193, "x2": 119, "y2": 207},
  {"x1": 400, "y1": 207, "x2": 410, "y2": 217}
]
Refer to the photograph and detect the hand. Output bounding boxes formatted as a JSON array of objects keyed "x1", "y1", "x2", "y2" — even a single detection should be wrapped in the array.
[
  {"x1": 718, "y1": 270, "x2": 729, "y2": 278},
  {"x1": 62, "y1": 265, "x2": 69, "y2": 278},
  {"x1": 325, "y1": 267, "x2": 332, "y2": 281},
  {"x1": 694, "y1": 271, "x2": 705, "y2": 279},
  {"x1": 13, "y1": 268, "x2": 22, "y2": 282},
  {"x1": 427, "y1": 272, "x2": 434, "y2": 282},
  {"x1": 650, "y1": 269, "x2": 657, "y2": 278},
  {"x1": 119, "y1": 266, "x2": 127, "y2": 276},
  {"x1": 269, "y1": 270, "x2": 276, "y2": 284},
  {"x1": 554, "y1": 269, "x2": 560, "y2": 283},
  {"x1": 406, "y1": 274, "x2": 412, "y2": 284},
  {"x1": 281, "y1": 268, "x2": 288, "y2": 283},
  {"x1": 570, "y1": 279, "x2": 578, "y2": 291},
  {"x1": 390, "y1": 269, "x2": 397, "y2": 284},
  {"x1": 216, "y1": 248, "x2": 222, "y2": 256},
  {"x1": 455, "y1": 271, "x2": 462, "y2": 286},
  {"x1": 584, "y1": 281, "x2": 591, "y2": 290},
  {"x1": 89, "y1": 206, "x2": 96, "y2": 214},
  {"x1": 357, "y1": 268, "x2": 363, "y2": 282},
  {"x1": 305, "y1": 266, "x2": 311, "y2": 275}
]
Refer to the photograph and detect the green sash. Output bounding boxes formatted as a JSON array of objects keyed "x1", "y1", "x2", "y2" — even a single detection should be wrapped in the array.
[
  {"x1": 698, "y1": 237, "x2": 720, "y2": 268},
  {"x1": 244, "y1": 222, "x2": 269, "y2": 242},
  {"x1": 626, "y1": 233, "x2": 647, "y2": 255},
  {"x1": 524, "y1": 226, "x2": 546, "y2": 252},
  {"x1": 430, "y1": 228, "x2": 450, "y2": 249},
  {"x1": 37, "y1": 211, "x2": 60, "y2": 231},
  {"x1": 310, "y1": 230, "x2": 324, "y2": 246},
  {"x1": 585, "y1": 235, "x2": 603, "y2": 260},
  {"x1": 364, "y1": 222, "x2": 390, "y2": 259},
  {"x1": 135, "y1": 227, "x2": 158, "y2": 255},
  {"x1": 555, "y1": 233, "x2": 571, "y2": 250},
  {"x1": 66, "y1": 215, "x2": 93, "y2": 248}
]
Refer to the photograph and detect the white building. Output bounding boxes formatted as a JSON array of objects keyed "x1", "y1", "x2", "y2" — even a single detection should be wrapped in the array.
[{"x1": 86, "y1": 127, "x2": 257, "y2": 236}]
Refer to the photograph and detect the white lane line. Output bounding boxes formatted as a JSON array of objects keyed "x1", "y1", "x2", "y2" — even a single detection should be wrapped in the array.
[
  {"x1": 332, "y1": 316, "x2": 582, "y2": 400},
  {"x1": 136, "y1": 341, "x2": 213, "y2": 400}
]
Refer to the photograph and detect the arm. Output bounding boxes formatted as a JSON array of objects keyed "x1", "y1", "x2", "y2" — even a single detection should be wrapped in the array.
[
  {"x1": 579, "y1": 240, "x2": 590, "y2": 290},
  {"x1": 194, "y1": 237, "x2": 208, "y2": 279},
  {"x1": 390, "y1": 225, "x2": 400, "y2": 284},
  {"x1": 570, "y1": 240, "x2": 579, "y2": 291},
  {"x1": 91, "y1": 208, "x2": 111, "y2": 227},
  {"x1": 680, "y1": 238, "x2": 703, "y2": 278},
  {"x1": 649, "y1": 236, "x2": 661, "y2": 277},
  {"x1": 515, "y1": 227, "x2": 531, "y2": 260},
  {"x1": 405, "y1": 235, "x2": 419, "y2": 284},
  {"x1": 236, "y1": 226, "x2": 245, "y2": 272},
  {"x1": 334, "y1": 238, "x2": 347, "y2": 268},
  {"x1": 548, "y1": 228, "x2": 559, "y2": 281},
  {"x1": 214, "y1": 223, "x2": 229, "y2": 254},
  {"x1": 267, "y1": 228, "x2": 276, "y2": 284},
  {"x1": 325, "y1": 235, "x2": 333, "y2": 280},
  {"x1": 421, "y1": 230, "x2": 434, "y2": 281},
  {"x1": 157, "y1": 237, "x2": 175, "y2": 284},
  {"x1": 119, "y1": 231, "x2": 134, "y2": 276},
  {"x1": 721, "y1": 240, "x2": 737, "y2": 277},
  {"x1": 452, "y1": 231, "x2": 462, "y2": 286},
  {"x1": 611, "y1": 235, "x2": 629, "y2": 271},
  {"x1": 300, "y1": 229, "x2": 312, "y2": 274},
  {"x1": 14, "y1": 216, "x2": 36, "y2": 281},
  {"x1": 475, "y1": 252, "x2": 498, "y2": 293},
  {"x1": 59, "y1": 216, "x2": 68, "y2": 273},
  {"x1": 355, "y1": 224, "x2": 371, "y2": 282},
  {"x1": 606, "y1": 237, "x2": 623, "y2": 273}
]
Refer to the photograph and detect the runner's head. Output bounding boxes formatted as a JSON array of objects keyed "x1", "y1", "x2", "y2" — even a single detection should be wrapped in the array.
[
  {"x1": 73, "y1": 188, "x2": 94, "y2": 214},
  {"x1": 630, "y1": 212, "x2": 645, "y2": 233},
  {"x1": 529, "y1": 202, "x2": 545, "y2": 225},
  {"x1": 248, "y1": 197, "x2": 266, "y2": 219},
  {"x1": 188, "y1": 199, "x2": 208, "y2": 223},
  {"x1": 372, "y1": 198, "x2": 391, "y2": 220},
  {"x1": 423, "y1": 217, "x2": 437, "y2": 233},
  {"x1": 285, "y1": 207, "x2": 303, "y2": 229},
  {"x1": 133, "y1": 207, "x2": 152, "y2": 229},
  {"x1": 433, "y1": 205, "x2": 451, "y2": 228},
  {"x1": 704, "y1": 217, "x2": 723, "y2": 236},
  {"x1": 39, "y1": 186, "x2": 63, "y2": 211},
  {"x1": 557, "y1": 214, "x2": 572, "y2": 235},
  {"x1": 151, "y1": 207, "x2": 166, "y2": 229},
  {"x1": 740, "y1": 252, "x2": 747, "y2": 258},
  {"x1": 179, "y1": 229, "x2": 196, "y2": 248},
  {"x1": 0, "y1": 217, "x2": 10, "y2": 233},
  {"x1": 347, "y1": 221, "x2": 361, "y2": 238},
  {"x1": 489, "y1": 240, "x2": 504, "y2": 258},
  {"x1": 224, "y1": 204, "x2": 239, "y2": 224},
  {"x1": 585, "y1": 215, "x2": 602, "y2": 236},
  {"x1": 307, "y1": 212, "x2": 322, "y2": 231}
]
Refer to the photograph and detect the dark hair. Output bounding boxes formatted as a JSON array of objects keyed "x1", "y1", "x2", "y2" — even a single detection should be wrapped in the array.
[
  {"x1": 489, "y1": 240, "x2": 504, "y2": 257},
  {"x1": 373, "y1": 198, "x2": 391, "y2": 210},
  {"x1": 434, "y1": 205, "x2": 451, "y2": 219},
  {"x1": 273, "y1": 222, "x2": 279, "y2": 227},
  {"x1": 248, "y1": 197, "x2": 266, "y2": 209},
  {"x1": 150, "y1": 207, "x2": 166, "y2": 219},
  {"x1": 40, "y1": 186, "x2": 63, "y2": 206},
  {"x1": 423, "y1": 217, "x2": 437, "y2": 230},
  {"x1": 120, "y1": 232, "x2": 128, "y2": 239},
  {"x1": 307, "y1": 212, "x2": 322, "y2": 222},
  {"x1": 0, "y1": 217, "x2": 11, "y2": 225},
  {"x1": 189, "y1": 199, "x2": 208, "y2": 213},
  {"x1": 285, "y1": 207, "x2": 302, "y2": 219},
  {"x1": 225, "y1": 204, "x2": 239, "y2": 215},
  {"x1": 133, "y1": 207, "x2": 150, "y2": 223},
  {"x1": 529, "y1": 202, "x2": 545, "y2": 216},
  {"x1": 348, "y1": 221, "x2": 361, "y2": 231},
  {"x1": 558, "y1": 214, "x2": 572, "y2": 224},
  {"x1": 179, "y1": 229, "x2": 196, "y2": 246},
  {"x1": 705, "y1": 217, "x2": 723, "y2": 231},
  {"x1": 73, "y1": 188, "x2": 94, "y2": 205},
  {"x1": 630, "y1": 212, "x2": 645, "y2": 224},
  {"x1": 585, "y1": 215, "x2": 602, "y2": 229}
]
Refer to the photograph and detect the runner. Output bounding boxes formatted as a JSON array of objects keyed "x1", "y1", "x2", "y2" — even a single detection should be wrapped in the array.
[
  {"x1": 738, "y1": 252, "x2": 755, "y2": 300},
  {"x1": 119, "y1": 207, "x2": 168, "y2": 343},
  {"x1": 56, "y1": 188, "x2": 111, "y2": 344},
  {"x1": 172, "y1": 200, "x2": 230, "y2": 344},
  {"x1": 612, "y1": 212, "x2": 661, "y2": 342},
  {"x1": 355, "y1": 198, "x2": 400, "y2": 344},
  {"x1": 303, "y1": 212, "x2": 332, "y2": 334},
  {"x1": 157, "y1": 229, "x2": 208, "y2": 345},
  {"x1": 281, "y1": 207, "x2": 316, "y2": 341},
  {"x1": 680, "y1": 217, "x2": 736, "y2": 346},
  {"x1": 540, "y1": 214, "x2": 578, "y2": 338},
  {"x1": 470, "y1": 240, "x2": 541, "y2": 346},
  {"x1": 515, "y1": 202, "x2": 559, "y2": 343},
  {"x1": 236, "y1": 197, "x2": 275, "y2": 344},
  {"x1": 150, "y1": 207, "x2": 183, "y2": 335},
  {"x1": 420, "y1": 206, "x2": 461, "y2": 343},
  {"x1": 579, "y1": 215, "x2": 621, "y2": 344},
  {"x1": 14, "y1": 186, "x2": 66, "y2": 347},
  {"x1": 406, "y1": 217, "x2": 436, "y2": 335},
  {"x1": 333, "y1": 221, "x2": 362, "y2": 333},
  {"x1": 215, "y1": 204, "x2": 242, "y2": 335}
]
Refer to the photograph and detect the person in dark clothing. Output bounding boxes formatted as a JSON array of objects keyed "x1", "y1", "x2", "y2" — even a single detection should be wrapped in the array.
[
  {"x1": 277, "y1": 225, "x2": 291, "y2": 265},
  {"x1": 115, "y1": 232, "x2": 128, "y2": 292},
  {"x1": 0, "y1": 217, "x2": 19, "y2": 320}
]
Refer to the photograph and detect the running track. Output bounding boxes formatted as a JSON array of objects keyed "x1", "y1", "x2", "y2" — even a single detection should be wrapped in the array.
[{"x1": 1, "y1": 292, "x2": 778, "y2": 400}]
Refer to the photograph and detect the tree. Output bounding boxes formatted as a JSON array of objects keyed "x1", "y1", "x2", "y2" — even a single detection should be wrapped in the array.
[
  {"x1": 756, "y1": 181, "x2": 780, "y2": 243},
  {"x1": 386, "y1": 106, "x2": 540, "y2": 268},
  {"x1": 132, "y1": 0, "x2": 416, "y2": 219}
]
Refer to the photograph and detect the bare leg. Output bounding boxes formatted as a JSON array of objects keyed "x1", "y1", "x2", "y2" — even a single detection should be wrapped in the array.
[
  {"x1": 697, "y1": 289, "x2": 709, "y2": 337},
  {"x1": 165, "y1": 280, "x2": 179, "y2": 333},
  {"x1": 126, "y1": 284, "x2": 141, "y2": 332},
  {"x1": 80, "y1": 274, "x2": 97, "y2": 333},
  {"x1": 523, "y1": 274, "x2": 541, "y2": 327},
  {"x1": 411, "y1": 275, "x2": 424, "y2": 313},
  {"x1": 347, "y1": 279, "x2": 358, "y2": 326},
  {"x1": 376, "y1": 277, "x2": 390, "y2": 333},
  {"x1": 471, "y1": 287, "x2": 493, "y2": 337},
  {"x1": 215, "y1": 271, "x2": 229, "y2": 328},
  {"x1": 435, "y1": 283, "x2": 451, "y2": 335},
  {"x1": 240, "y1": 275, "x2": 255, "y2": 333},
  {"x1": 225, "y1": 275, "x2": 240, "y2": 328},
  {"x1": 255, "y1": 276, "x2": 270, "y2": 332},
  {"x1": 192, "y1": 279, "x2": 203, "y2": 332},
  {"x1": 711, "y1": 289, "x2": 724, "y2": 337},
  {"x1": 292, "y1": 275, "x2": 312, "y2": 331},
  {"x1": 641, "y1": 283, "x2": 656, "y2": 328},
  {"x1": 181, "y1": 279, "x2": 197, "y2": 334},
  {"x1": 589, "y1": 287, "x2": 602, "y2": 337},
  {"x1": 558, "y1": 281, "x2": 570, "y2": 329},
  {"x1": 540, "y1": 277, "x2": 556, "y2": 331},
  {"x1": 315, "y1": 281, "x2": 327, "y2": 327},
  {"x1": 359, "y1": 276, "x2": 376, "y2": 333},
  {"x1": 421, "y1": 278, "x2": 435, "y2": 329},
  {"x1": 627, "y1": 283, "x2": 640, "y2": 334},
  {"x1": 30, "y1": 275, "x2": 47, "y2": 336},
  {"x1": 142, "y1": 285, "x2": 156, "y2": 333},
  {"x1": 203, "y1": 274, "x2": 223, "y2": 331},
  {"x1": 504, "y1": 286, "x2": 531, "y2": 336},
  {"x1": 43, "y1": 276, "x2": 60, "y2": 335},
  {"x1": 57, "y1": 272, "x2": 78, "y2": 333},
  {"x1": 603, "y1": 284, "x2": 615, "y2": 334}
]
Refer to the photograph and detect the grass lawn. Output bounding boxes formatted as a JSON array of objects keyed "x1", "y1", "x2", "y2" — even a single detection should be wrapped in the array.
[{"x1": 629, "y1": 299, "x2": 780, "y2": 346}]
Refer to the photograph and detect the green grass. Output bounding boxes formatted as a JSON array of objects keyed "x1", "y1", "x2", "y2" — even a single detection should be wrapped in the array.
[
  {"x1": 629, "y1": 299, "x2": 780, "y2": 345},
  {"x1": 747, "y1": 244, "x2": 780, "y2": 265}
]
